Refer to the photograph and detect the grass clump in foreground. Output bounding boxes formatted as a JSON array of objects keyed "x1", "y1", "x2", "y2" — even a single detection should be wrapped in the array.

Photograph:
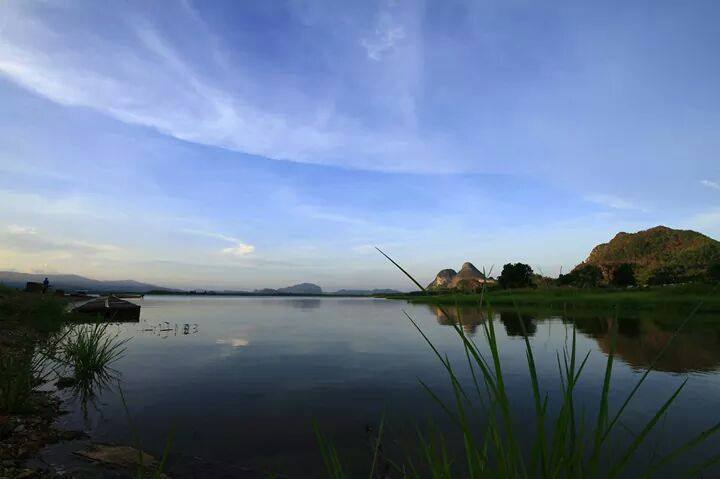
[
  {"x1": 315, "y1": 250, "x2": 720, "y2": 478},
  {"x1": 60, "y1": 323, "x2": 129, "y2": 404}
]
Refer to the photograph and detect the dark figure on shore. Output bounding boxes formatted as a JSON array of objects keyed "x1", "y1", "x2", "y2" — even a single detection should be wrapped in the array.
[{"x1": 42, "y1": 277, "x2": 49, "y2": 293}]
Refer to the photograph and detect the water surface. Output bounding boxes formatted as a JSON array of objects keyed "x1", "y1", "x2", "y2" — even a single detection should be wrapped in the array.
[{"x1": 49, "y1": 296, "x2": 720, "y2": 477}]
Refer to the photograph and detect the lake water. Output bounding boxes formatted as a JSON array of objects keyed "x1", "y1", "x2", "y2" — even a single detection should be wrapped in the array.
[{"x1": 45, "y1": 296, "x2": 720, "y2": 478}]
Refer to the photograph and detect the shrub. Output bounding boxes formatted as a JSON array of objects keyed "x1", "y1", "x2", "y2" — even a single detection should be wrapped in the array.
[
  {"x1": 558, "y1": 263, "x2": 604, "y2": 288},
  {"x1": 647, "y1": 265, "x2": 686, "y2": 285},
  {"x1": 609, "y1": 263, "x2": 636, "y2": 287},
  {"x1": 708, "y1": 263, "x2": 720, "y2": 283}
]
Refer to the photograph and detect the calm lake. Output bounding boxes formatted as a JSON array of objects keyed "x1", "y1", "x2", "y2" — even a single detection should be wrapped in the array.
[{"x1": 43, "y1": 295, "x2": 720, "y2": 478}]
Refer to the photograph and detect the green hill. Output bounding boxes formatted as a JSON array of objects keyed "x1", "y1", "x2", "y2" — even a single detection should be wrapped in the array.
[{"x1": 584, "y1": 226, "x2": 720, "y2": 283}]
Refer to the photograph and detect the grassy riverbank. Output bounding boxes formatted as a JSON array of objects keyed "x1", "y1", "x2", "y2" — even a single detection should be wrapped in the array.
[
  {"x1": 0, "y1": 286, "x2": 130, "y2": 477},
  {"x1": 0, "y1": 287, "x2": 73, "y2": 475},
  {"x1": 384, "y1": 284, "x2": 720, "y2": 311}
]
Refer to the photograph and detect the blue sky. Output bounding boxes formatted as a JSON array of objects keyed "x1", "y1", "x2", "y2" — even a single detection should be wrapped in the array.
[{"x1": 1, "y1": 0, "x2": 719, "y2": 290}]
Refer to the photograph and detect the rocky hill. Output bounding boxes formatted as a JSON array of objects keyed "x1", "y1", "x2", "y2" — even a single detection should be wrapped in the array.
[
  {"x1": 582, "y1": 226, "x2": 720, "y2": 283},
  {"x1": 427, "y1": 262, "x2": 492, "y2": 291}
]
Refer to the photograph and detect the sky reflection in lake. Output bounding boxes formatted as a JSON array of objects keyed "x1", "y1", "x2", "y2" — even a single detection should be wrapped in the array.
[{"x1": 51, "y1": 296, "x2": 720, "y2": 478}]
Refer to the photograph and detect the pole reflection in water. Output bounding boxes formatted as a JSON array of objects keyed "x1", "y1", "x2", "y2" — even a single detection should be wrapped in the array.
[{"x1": 137, "y1": 321, "x2": 199, "y2": 339}]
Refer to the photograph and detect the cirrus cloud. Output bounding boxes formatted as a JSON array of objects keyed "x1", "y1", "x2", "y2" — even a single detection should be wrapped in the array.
[
  {"x1": 221, "y1": 243, "x2": 255, "y2": 257},
  {"x1": 2, "y1": 224, "x2": 121, "y2": 255},
  {"x1": 701, "y1": 180, "x2": 720, "y2": 191},
  {"x1": 181, "y1": 228, "x2": 255, "y2": 257}
]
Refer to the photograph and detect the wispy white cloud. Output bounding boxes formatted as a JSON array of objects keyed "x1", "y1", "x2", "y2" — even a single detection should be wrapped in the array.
[
  {"x1": 181, "y1": 228, "x2": 255, "y2": 257},
  {"x1": 585, "y1": 194, "x2": 647, "y2": 212},
  {"x1": 7, "y1": 224, "x2": 37, "y2": 235},
  {"x1": 1, "y1": 224, "x2": 121, "y2": 255},
  {"x1": 0, "y1": 190, "x2": 97, "y2": 218},
  {"x1": 684, "y1": 208, "x2": 720, "y2": 238},
  {"x1": 688, "y1": 209, "x2": 720, "y2": 226},
  {"x1": 0, "y1": 2, "x2": 444, "y2": 173},
  {"x1": 221, "y1": 243, "x2": 255, "y2": 257},
  {"x1": 181, "y1": 228, "x2": 241, "y2": 244},
  {"x1": 701, "y1": 179, "x2": 720, "y2": 190},
  {"x1": 361, "y1": 12, "x2": 406, "y2": 60}
]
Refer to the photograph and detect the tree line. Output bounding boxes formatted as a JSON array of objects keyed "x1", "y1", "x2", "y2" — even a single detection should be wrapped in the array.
[{"x1": 495, "y1": 261, "x2": 720, "y2": 289}]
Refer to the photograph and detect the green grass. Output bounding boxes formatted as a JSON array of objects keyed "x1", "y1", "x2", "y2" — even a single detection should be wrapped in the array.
[
  {"x1": 314, "y1": 250, "x2": 720, "y2": 478},
  {"x1": 0, "y1": 284, "x2": 74, "y2": 331},
  {"x1": 0, "y1": 286, "x2": 127, "y2": 414},
  {"x1": 0, "y1": 286, "x2": 74, "y2": 413},
  {"x1": 386, "y1": 284, "x2": 720, "y2": 311},
  {"x1": 0, "y1": 343, "x2": 39, "y2": 413},
  {"x1": 62, "y1": 323, "x2": 128, "y2": 383},
  {"x1": 59, "y1": 323, "x2": 129, "y2": 408}
]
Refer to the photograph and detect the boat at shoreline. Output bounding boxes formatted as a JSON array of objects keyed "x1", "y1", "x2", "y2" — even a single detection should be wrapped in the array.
[{"x1": 72, "y1": 295, "x2": 141, "y2": 322}]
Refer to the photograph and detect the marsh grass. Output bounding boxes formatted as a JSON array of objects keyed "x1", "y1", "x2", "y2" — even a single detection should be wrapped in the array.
[
  {"x1": 0, "y1": 320, "x2": 128, "y2": 416},
  {"x1": 62, "y1": 323, "x2": 128, "y2": 382},
  {"x1": 390, "y1": 284, "x2": 720, "y2": 312},
  {"x1": 58, "y1": 322, "x2": 129, "y2": 412},
  {"x1": 315, "y1": 250, "x2": 720, "y2": 478}
]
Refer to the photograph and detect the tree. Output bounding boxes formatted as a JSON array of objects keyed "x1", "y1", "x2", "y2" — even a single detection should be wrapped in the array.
[
  {"x1": 610, "y1": 263, "x2": 636, "y2": 287},
  {"x1": 499, "y1": 311, "x2": 537, "y2": 337},
  {"x1": 498, "y1": 263, "x2": 534, "y2": 289},
  {"x1": 558, "y1": 264, "x2": 604, "y2": 288}
]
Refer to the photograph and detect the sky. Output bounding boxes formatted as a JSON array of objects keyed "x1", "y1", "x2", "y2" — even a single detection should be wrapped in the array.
[{"x1": 1, "y1": 0, "x2": 719, "y2": 291}]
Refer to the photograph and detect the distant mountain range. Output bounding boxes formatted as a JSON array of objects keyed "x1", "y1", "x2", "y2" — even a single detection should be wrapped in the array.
[
  {"x1": 0, "y1": 273, "x2": 401, "y2": 296},
  {"x1": 253, "y1": 283, "x2": 323, "y2": 295},
  {"x1": 0, "y1": 272, "x2": 178, "y2": 293},
  {"x1": 331, "y1": 288, "x2": 402, "y2": 296},
  {"x1": 230, "y1": 284, "x2": 402, "y2": 296}
]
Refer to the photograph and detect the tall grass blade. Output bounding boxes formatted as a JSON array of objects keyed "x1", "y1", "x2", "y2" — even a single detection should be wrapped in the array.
[{"x1": 608, "y1": 379, "x2": 688, "y2": 478}]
